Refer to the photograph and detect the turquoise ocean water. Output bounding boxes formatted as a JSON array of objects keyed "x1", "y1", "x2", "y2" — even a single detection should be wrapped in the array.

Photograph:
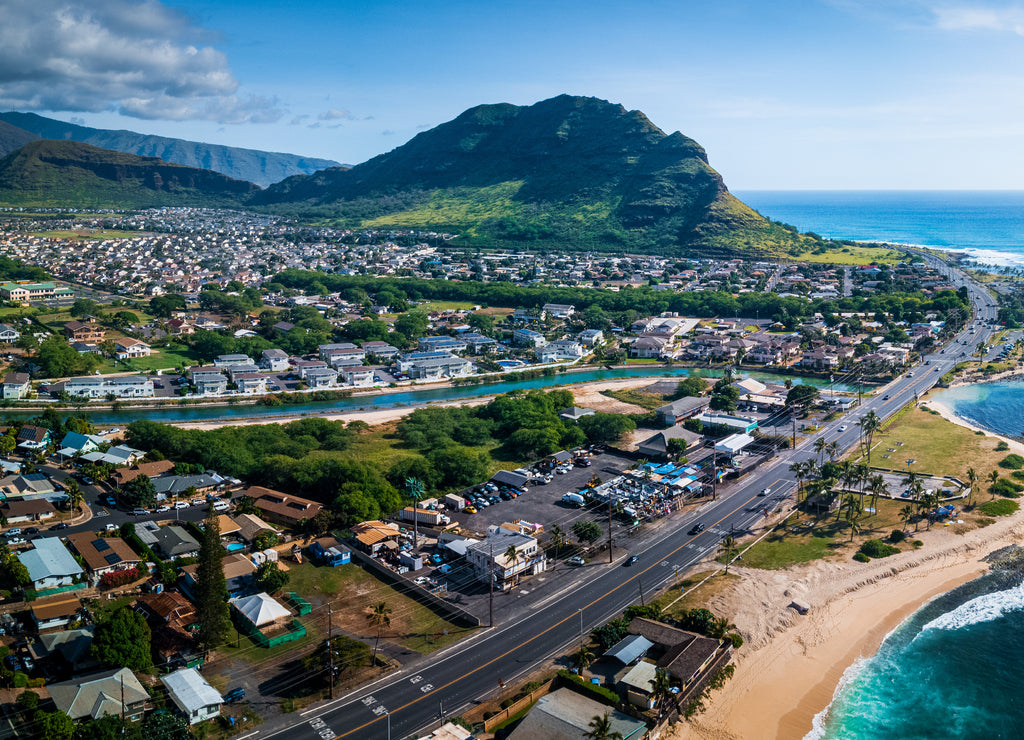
[{"x1": 739, "y1": 191, "x2": 1024, "y2": 739}]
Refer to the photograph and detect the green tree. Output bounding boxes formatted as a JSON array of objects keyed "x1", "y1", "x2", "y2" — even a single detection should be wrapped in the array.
[
  {"x1": 577, "y1": 413, "x2": 636, "y2": 445},
  {"x1": 149, "y1": 294, "x2": 187, "y2": 319},
  {"x1": 366, "y1": 601, "x2": 392, "y2": 667},
  {"x1": 70, "y1": 299, "x2": 100, "y2": 319},
  {"x1": 302, "y1": 635, "x2": 371, "y2": 678},
  {"x1": 141, "y1": 710, "x2": 191, "y2": 740},
  {"x1": 121, "y1": 474, "x2": 156, "y2": 509},
  {"x1": 194, "y1": 509, "x2": 230, "y2": 652},
  {"x1": 785, "y1": 383, "x2": 820, "y2": 411},
  {"x1": 254, "y1": 561, "x2": 289, "y2": 594},
  {"x1": 90, "y1": 606, "x2": 153, "y2": 672},
  {"x1": 573, "y1": 520, "x2": 602, "y2": 544},
  {"x1": 572, "y1": 644, "x2": 595, "y2": 672},
  {"x1": 674, "y1": 375, "x2": 709, "y2": 399},
  {"x1": 393, "y1": 310, "x2": 429, "y2": 341},
  {"x1": 649, "y1": 668, "x2": 674, "y2": 718},
  {"x1": 858, "y1": 411, "x2": 882, "y2": 464},
  {"x1": 584, "y1": 713, "x2": 623, "y2": 740},
  {"x1": 34, "y1": 710, "x2": 73, "y2": 740}
]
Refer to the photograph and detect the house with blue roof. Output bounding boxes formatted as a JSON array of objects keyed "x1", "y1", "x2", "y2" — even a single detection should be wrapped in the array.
[
  {"x1": 17, "y1": 537, "x2": 84, "y2": 591},
  {"x1": 56, "y1": 431, "x2": 106, "y2": 459}
]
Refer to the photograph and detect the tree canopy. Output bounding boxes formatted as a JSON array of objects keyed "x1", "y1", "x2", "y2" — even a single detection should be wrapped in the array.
[{"x1": 90, "y1": 606, "x2": 153, "y2": 672}]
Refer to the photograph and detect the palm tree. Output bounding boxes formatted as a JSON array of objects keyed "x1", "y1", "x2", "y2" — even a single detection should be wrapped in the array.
[
  {"x1": 869, "y1": 473, "x2": 887, "y2": 514},
  {"x1": 648, "y1": 669, "x2": 674, "y2": 719},
  {"x1": 859, "y1": 411, "x2": 882, "y2": 463},
  {"x1": 845, "y1": 495, "x2": 863, "y2": 541},
  {"x1": 814, "y1": 437, "x2": 827, "y2": 466},
  {"x1": 505, "y1": 544, "x2": 521, "y2": 589},
  {"x1": 989, "y1": 469, "x2": 1000, "y2": 499},
  {"x1": 966, "y1": 467, "x2": 979, "y2": 507},
  {"x1": 585, "y1": 713, "x2": 624, "y2": 740},
  {"x1": 826, "y1": 440, "x2": 839, "y2": 462},
  {"x1": 720, "y1": 535, "x2": 738, "y2": 573},
  {"x1": 707, "y1": 616, "x2": 737, "y2": 640},
  {"x1": 572, "y1": 645, "x2": 595, "y2": 673},
  {"x1": 549, "y1": 524, "x2": 565, "y2": 557},
  {"x1": 366, "y1": 601, "x2": 392, "y2": 667},
  {"x1": 790, "y1": 460, "x2": 808, "y2": 501},
  {"x1": 64, "y1": 479, "x2": 84, "y2": 517},
  {"x1": 900, "y1": 504, "x2": 914, "y2": 532}
]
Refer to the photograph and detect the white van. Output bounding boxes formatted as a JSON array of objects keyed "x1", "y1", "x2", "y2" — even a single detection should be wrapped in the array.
[{"x1": 212, "y1": 500, "x2": 230, "y2": 512}]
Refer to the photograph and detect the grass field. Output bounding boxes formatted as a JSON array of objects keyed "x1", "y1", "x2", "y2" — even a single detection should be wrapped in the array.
[
  {"x1": 285, "y1": 562, "x2": 473, "y2": 654},
  {"x1": 650, "y1": 570, "x2": 740, "y2": 620},
  {"x1": 601, "y1": 388, "x2": 668, "y2": 411},
  {"x1": 859, "y1": 404, "x2": 1005, "y2": 480},
  {"x1": 792, "y1": 245, "x2": 907, "y2": 265}
]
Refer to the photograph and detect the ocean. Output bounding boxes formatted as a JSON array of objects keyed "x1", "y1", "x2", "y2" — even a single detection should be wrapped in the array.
[
  {"x1": 807, "y1": 561, "x2": 1024, "y2": 740},
  {"x1": 734, "y1": 190, "x2": 1024, "y2": 268},
  {"x1": 735, "y1": 191, "x2": 1024, "y2": 739}
]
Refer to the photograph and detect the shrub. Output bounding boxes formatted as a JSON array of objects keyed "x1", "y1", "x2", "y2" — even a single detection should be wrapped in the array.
[
  {"x1": 996, "y1": 441, "x2": 1010, "y2": 451},
  {"x1": 979, "y1": 499, "x2": 1020, "y2": 517},
  {"x1": 1011, "y1": 471, "x2": 1024, "y2": 481},
  {"x1": 999, "y1": 454, "x2": 1024, "y2": 470},
  {"x1": 889, "y1": 529, "x2": 907, "y2": 543},
  {"x1": 859, "y1": 539, "x2": 899, "y2": 558},
  {"x1": 99, "y1": 566, "x2": 140, "y2": 591},
  {"x1": 853, "y1": 552, "x2": 871, "y2": 562},
  {"x1": 990, "y1": 478, "x2": 1024, "y2": 498},
  {"x1": 727, "y1": 633, "x2": 743, "y2": 648},
  {"x1": 557, "y1": 670, "x2": 619, "y2": 706}
]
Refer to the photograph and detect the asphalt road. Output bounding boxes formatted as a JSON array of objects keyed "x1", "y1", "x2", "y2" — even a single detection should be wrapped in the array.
[{"x1": 244, "y1": 255, "x2": 1002, "y2": 740}]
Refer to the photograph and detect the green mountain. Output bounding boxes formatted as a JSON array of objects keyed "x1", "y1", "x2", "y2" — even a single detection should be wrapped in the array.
[
  {"x1": 0, "y1": 139, "x2": 260, "y2": 208},
  {"x1": 251, "y1": 95, "x2": 806, "y2": 256},
  {"x1": 0, "y1": 120, "x2": 39, "y2": 157},
  {"x1": 0, "y1": 112, "x2": 341, "y2": 187}
]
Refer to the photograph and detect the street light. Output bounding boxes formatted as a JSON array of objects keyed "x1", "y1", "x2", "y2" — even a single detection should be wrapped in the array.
[
  {"x1": 385, "y1": 709, "x2": 390, "y2": 740},
  {"x1": 578, "y1": 608, "x2": 584, "y2": 651}
]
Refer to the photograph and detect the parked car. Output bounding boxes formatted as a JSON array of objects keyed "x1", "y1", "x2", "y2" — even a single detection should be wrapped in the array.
[
  {"x1": 174, "y1": 501, "x2": 189, "y2": 510},
  {"x1": 5, "y1": 528, "x2": 22, "y2": 537},
  {"x1": 464, "y1": 506, "x2": 477, "y2": 514},
  {"x1": 52, "y1": 522, "x2": 69, "y2": 530},
  {"x1": 104, "y1": 496, "x2": 117, "y2": 507},
  {"x1": 131, "y1": 507, "x2": 149, "y2": 516},
  {"x1": 104, "y1": 523, "x2": 118, "y2": 532},
  {"x1": 155, "y1": 505, "x2": 171, "y2": 513},
  {"x1": 567, "y1": 556, "x2": 585, "y2": 566},
  {"x1": 23, "y1": 527, "x2": 38, "y2": 535},
  {"x1": 222, "y1": 687, "x2": 246, "y2": 703},
  {"x1": 213, "y1": 500, "x2": 230, "y2": 512}
]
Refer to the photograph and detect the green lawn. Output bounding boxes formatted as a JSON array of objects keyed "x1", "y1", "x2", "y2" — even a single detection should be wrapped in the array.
[
  {"x1": 731, "y1": 518, "x2": 839, "y2": 569},
  {"x1": 31, "y1": 229, "x2": 140, "y2": 240},
  {"x1": 601, "y1": 388, "x2": 668, "y2": 411},
  {"x1": 219, "y1": 617, "x2": 320, "y2": 664},
  {"x1": 792, "y1": 245, "x2": 907, "y2": 265}
]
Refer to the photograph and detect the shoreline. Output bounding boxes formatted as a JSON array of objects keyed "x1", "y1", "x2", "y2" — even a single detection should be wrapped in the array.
[
  {"x1": 673, "y1": 497, "x2": 1024, "y2": 740},
  {"x1": 925, "y1": 394, "x2": 1024, "y2": 456}
]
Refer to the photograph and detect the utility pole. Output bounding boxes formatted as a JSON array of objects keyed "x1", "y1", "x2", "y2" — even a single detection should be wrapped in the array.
[
  {"x1": 791, "y1": 415, "x2": 797, "y2": 450},
  {"x1": 712, "y1": 446, "x2": 718, "y2": 500},
  {"x1": 607, "y1": 492, "x2": 614, "y2": 563},
  {"x1": 120, "y1": 674, "x2": 125, "y2": 733},
  {"x1": 488, "y1": 542, "x2": 494, "y2": 628},
  {"x1": 407, "y1": 477, "x2": 423, "y2": 554},
  {"x1": 578, "y1": 608, "x2": 584, "y2": 651},
  {"x1": 328, "y1": 602, "x2": 335, "y2": 699}
]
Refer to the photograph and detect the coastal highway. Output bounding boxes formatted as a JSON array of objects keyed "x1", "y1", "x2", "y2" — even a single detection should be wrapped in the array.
[{"x1": 251, "y1": 258, "x2": 999, "y2": 740}]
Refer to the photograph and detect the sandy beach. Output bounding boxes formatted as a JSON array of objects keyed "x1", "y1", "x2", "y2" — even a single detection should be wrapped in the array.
[
  {"x1": 669, "y1": 479, "x2": 1024, "y2": 740},
  {"x1": 926, "y1": 395, "x2": 1024, "y2": 456},
  {"x1": 171, "y1": 376, "x2": 655, "y2": 430}
]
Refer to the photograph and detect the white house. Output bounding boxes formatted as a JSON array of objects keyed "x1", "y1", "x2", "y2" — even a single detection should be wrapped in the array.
[
  {"x1": 65, "y1": 376, "x2": 154, "y2": 398},
  {"x1": 0, "y1": 324, "x2": 20, "y2": 342},
  {"x1": 260, "y1": 348, "x2": 290, "y2": 372},
  {"x1": 113, "y1": 337, "x2": 151, "y2": 359},
  {"x1": 18, "y1": 537, "x2": 84, "y2": 590},
  {"x1": 465, "y1": 528, "x2": 545, "y2": 590},
  {"x1": 161, "y1": 667, "x2": 223, "y2": 725}
]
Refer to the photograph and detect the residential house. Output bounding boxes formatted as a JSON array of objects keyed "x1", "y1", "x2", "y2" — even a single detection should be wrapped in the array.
[
  {"x1": 17, "y1": 425, "x2": 51, "y2": 451},
  {"x1": 113, "y1": 337, "x2": 151, "y2": 359},
  {"x1": 182, "y1": 553, "x2": 255, "y2": 598},
  {"x1": 37, "y1": 627, "x2": 99, "y2": 674},
  {"x1": 294, "y1": 359, "x2": 330, "y2": 379},
  {"x1": 214, "y1": 353, "x2": 254, "y2": 368},
  {"x1": 0, "y1": 372, "x2": 30, "y2": 399},
  {"x1": 302, "y1": 367, "x2": 337, "y2": 388},
  {"x1": 506, "y1": 687, "x2": 647, "y2": 740},
  {"x1": 0, "y1": 323, "x2": 20, "y2": 343},
  {"x1": 577, "y1": 329, "x2": 604, "y2": 347},
  {"x1": 260, "y1": 348, "x2": 290, "y2": 372},
  {"x1": 513, "y1": 328, "x2": 546, "y2": 348},
  {"x1": 65, "y1": 533, "x2": 142, "y2": 586},
  {"x1": 537, "y1": 340, "x2": 583, "y2": 363},
  {"x1": 541, "y1": 303, "x2": 575, "y2": 319},
  {"x1": 190, "y1": 368, "x2": 228, "y2": 395},
  {"x1": 166, "y1": 318, "x2": 195, "y2": 336},
  {"x1": 248, "y1": 486, "x2": 323, "y2": 528},
  {"x1": 417, "y1": 336, "x2": 467, "y2": 354},
  {"x1": 153, "y1": 474, "x2": 218, "y2": 499},
  {"x1": 30, "y1": 595, "x2": 83, "y2": 632},
  {"x1": 800, "y1": 347, "x2": 839, "y2": 371},
  {"x1": 636, "y1": 426, "x2": 702, "y2": 459},
  {"x1": 233, "y1": 372, "x2": 269, "y2": 394},
  {"x1": 49, "y1": 668, "x2": 149, "y2": 722},
  {"x1": 351, "y1": 520, "x2": 401, "y2": 555},
  {"x1": 135, "y1": 591, "x2": 200, "y2": 668},
  {"x1": 0, "y1": 498, "x2": 57, "y2": 524},
  {"x1": 64, "y1": 320, "x2": 104, "y2": 342},
  {"x1": 360, "y1": 341, "x2": 399, "y2": 360},
  {"x1": 338, "y1": 365, "x2": 374, "y2": 386},
  {"x1": 629, "y1": 336, "x2": 667, "y2": 359},
  {"x1": 65, "y1": 375, "x2": 154, "y2": 398},
  {"x1": 559, "y1": 406, "x2": 595, "y2": 422},
  {"x1": 111, "y1": 459, "x2": 175, "y2": 487},
  {"x1": 319, "y1": 343, "x2": 365, "y2": 364},
  {"x1": 403, "y1": 355, "x2": 472, "y2": 380},
  {"x1": 0, "y1": 472, "x2": 59, "y2": 501},
  {"x1": 79, "y1": 444, "x2": 144, "y2": 466},
  {"x1": 656, "y1": 396, "x2": 711, "y2": 425},
  {"x1": 56, "y1": 431, "x2": 106, "y2": 459},
  {"x1": 152, "y1": 525, "x2": 201, "y2": 559},
  {"x1": 17, "y1": 537, "x2": 84, "y2": 590},
  {"x1": 230, "y1": 592, "x2": 292, "y2": 633},
  {"x1": 461, "y1": 333, "x2": 497, "y2": 354},
  {"x1": 162, "y1": 668, "x2": 223, "y2": 725},
  {"x1": 628, "y1": 617, "x2": 722, "y2": 690}
]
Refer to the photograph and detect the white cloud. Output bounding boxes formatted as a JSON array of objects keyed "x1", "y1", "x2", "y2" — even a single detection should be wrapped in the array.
[
  {"x1": 0, "y1": 0, "x2": 282, "y2": 123},
  {"x1": 319, "y1": 108, "x2": 356, "y2": 121},
  {"x1": 931, "y1": 4, "x2": 1024, "y2": 35}
]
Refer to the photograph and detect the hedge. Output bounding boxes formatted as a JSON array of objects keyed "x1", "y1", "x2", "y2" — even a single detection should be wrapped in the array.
[
  {"x1": 859, "y1": 539, "x2": 900, "y2": 559},
  {"x1": 557, "y1": 670, "x2": 619, "y2": 706},
  {"x1": 978, "y1": 499, "x2": 1020, "y2": 517}
]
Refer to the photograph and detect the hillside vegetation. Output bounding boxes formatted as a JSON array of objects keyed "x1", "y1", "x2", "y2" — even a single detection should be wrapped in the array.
[
  {"x1": 0, "y1": 140, "x2": 260, "y2": 209},
  {"x1": 252, "y1": 94, "x2": 815, "y2": 257}
]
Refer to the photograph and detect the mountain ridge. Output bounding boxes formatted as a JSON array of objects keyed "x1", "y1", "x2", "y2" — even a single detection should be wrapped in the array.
[
  {"x1": 252, "y1": 95, "x2": 804, "y2": 256},
  {"x1": 0, "y1": 112, "x2": 341, "y2": 188},
  {"x1": 0, "y1": 139, "x2": 260, "y2": 209}
]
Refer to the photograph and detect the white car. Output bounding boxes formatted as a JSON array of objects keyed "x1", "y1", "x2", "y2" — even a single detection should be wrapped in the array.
[
  {"x1": 839, "y1": 425, "x2": 848, "y2": 431},
  {"x1": 759, "y1": 487, "x2": 770, "y2": 496},
  {"x1": 212, "y1": 500, "x2": 230, "y2": 512},
  {"x1": 155, "y1": 505, "x2": 171, "y2": 513},
  {"x1": 174, "y1": 501, "x2": 189, "y2": 510}
]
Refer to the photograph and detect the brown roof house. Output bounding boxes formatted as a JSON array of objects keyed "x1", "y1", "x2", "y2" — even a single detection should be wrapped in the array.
[
  {"x1": 182, "y1": 553, "x2": 256, "y2": 599},
  {"x1": 628, "y1": 617, "x2": 724, "y2": 690},
  {"x1": 248, "y1": 486, "x2": 322, "y2": 528},
  {"x1": 351, "y1": 520, "x2": 400, "y2": 555},
  {"x1": 135, "y1": 591, "x2": 200, "y2": 669},
  {"x1": 65, "y1": 533, "x2": 142, "y2": 587},
  {"x1": 0, "y1": 498, "x2": 56, "y2": 524},
  {"x1": 111, "y1": 459, "x2": 175, "y2": 487},
  {"x1": 30, "y1": 595, "x2": 83, "y2": 632},
  {"x1": 63, "y1": 320, "x2": 105, "y2": 342}
]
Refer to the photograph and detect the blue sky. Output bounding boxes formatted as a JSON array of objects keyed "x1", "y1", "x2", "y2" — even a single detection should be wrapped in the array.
[{"x1": 3, "y1": 0, "x2": 1024, "y2": 188}]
